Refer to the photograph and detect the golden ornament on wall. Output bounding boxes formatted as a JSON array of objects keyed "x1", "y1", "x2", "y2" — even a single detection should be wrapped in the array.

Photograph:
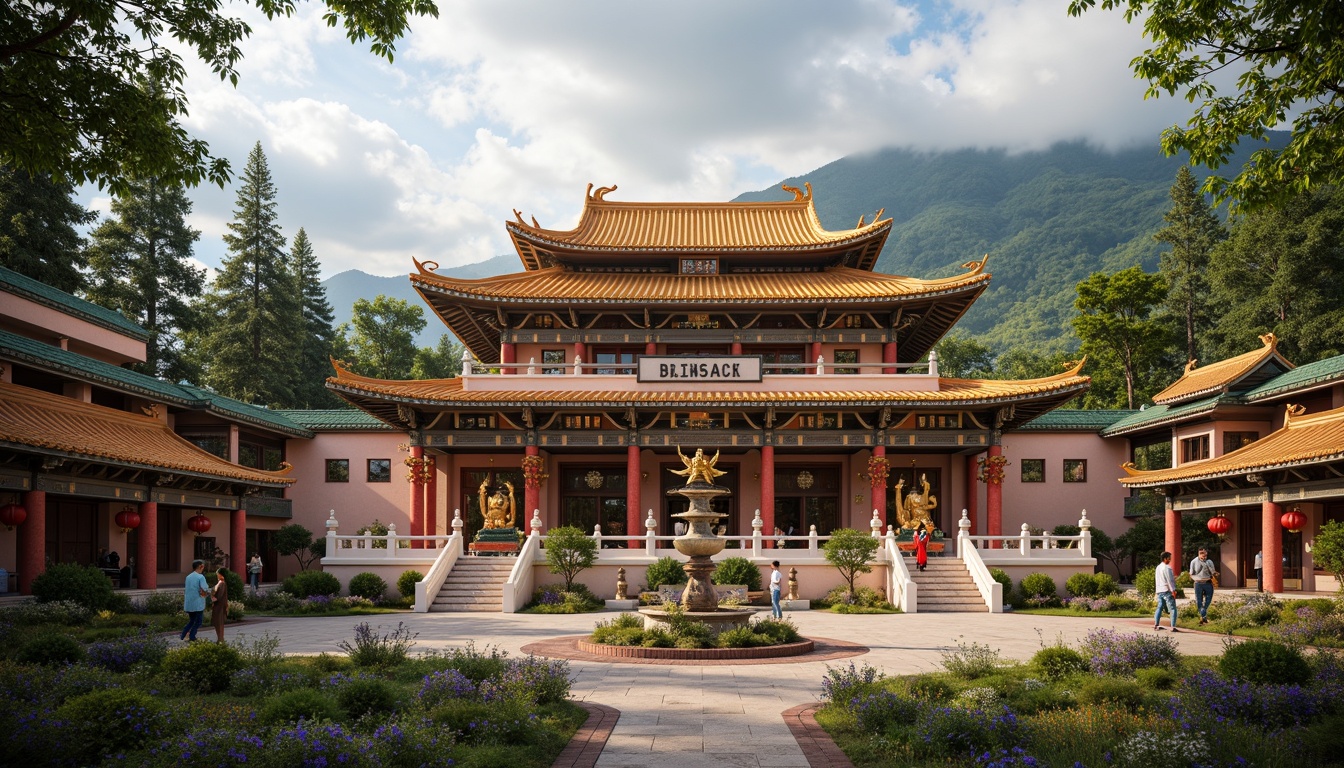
[
  {"x1": 585, "y1": 470, "x2": 604, "y2": 489},
  {"x1": 796, "y1": 470, "x2": 814, "y2": 489}
]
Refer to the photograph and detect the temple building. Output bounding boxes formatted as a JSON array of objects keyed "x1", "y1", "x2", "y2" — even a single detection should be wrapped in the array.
[{"x1": 326, "y1": 183, "x2": 1094, "y2": 547}]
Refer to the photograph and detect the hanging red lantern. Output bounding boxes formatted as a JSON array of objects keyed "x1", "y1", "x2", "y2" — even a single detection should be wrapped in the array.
[
  {"x1": 0, "y1": 503, "x2": 26, "y2": 530},
  {"x1": 187, "y1": 512, "x2": 212, "y2": 535},
  {"x1": 114, "y1": 506, "x2": 141, "y2": 533},
  {"x1": 1280, "y1": 508, "x2": 1307, "y2": 533},
  {"x1": 1207, "y1": 513, "x2": 1231, "y2": 537}
]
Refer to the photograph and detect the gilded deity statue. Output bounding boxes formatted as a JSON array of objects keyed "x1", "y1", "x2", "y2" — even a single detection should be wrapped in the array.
[
  {"x1": 670, "y1": 446, "x2": 726, "y2": 486},
  {"x1": 894, "y1": 474, "x2": 937, "y2": 530},
  {"x1": 479, "y1": 479, "x2": 516, "y2": 529}
]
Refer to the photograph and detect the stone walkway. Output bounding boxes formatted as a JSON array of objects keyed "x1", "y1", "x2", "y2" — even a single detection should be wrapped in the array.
[{"x1": 237, "y1": 606, "x2": 1232, "y2": 768}]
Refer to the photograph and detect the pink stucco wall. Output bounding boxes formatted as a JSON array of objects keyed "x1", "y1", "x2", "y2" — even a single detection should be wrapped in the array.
[
  {"x1": 0, "y1": 293, "x2": 145, "y2": 365},
  {"x1": 992, "y1": 432, "x2": 1132, "y2": 540}
]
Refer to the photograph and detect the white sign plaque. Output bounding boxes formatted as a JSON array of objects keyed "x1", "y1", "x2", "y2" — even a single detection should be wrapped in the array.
[{"x1": 636, "y1": 356, "x2": 762, "y2": 383}]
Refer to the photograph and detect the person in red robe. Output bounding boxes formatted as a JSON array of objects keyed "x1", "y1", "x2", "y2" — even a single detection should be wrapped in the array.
[{"x1": 914, "y1": 526, "x2": 930, "y2": 571}]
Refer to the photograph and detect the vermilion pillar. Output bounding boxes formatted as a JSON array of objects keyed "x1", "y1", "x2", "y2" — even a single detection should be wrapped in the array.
[
  {"x1": 627, "y1": 444, "x2": 641, "y2": 547},
  {"x1": 730, "y1": 341, "x2": 743, "y2": 356},
  {"x1": 574, "y1": 342, "x2": 586, "y2": 374},
  {"x1": 965, "y1": 454, "x2": 979, "y2": 535},
  {"x1": 409, "y1": 446, "x2": 424, "y2": 545},
  {"x1": 987, "y1": 444, "x2": 1003, "y2": 547},
  {"x1": 1164, "y1": 499, "x2": 1182, "y2": 568},
  {"x1": 883, "y1": 341, "x2": 898, "y2": 374},
  {"x1": 137, "y1": 501, "x2": 158, "y2": 590},
  {"x1": 871, "y1": 445, "x2": 887, "y2": 528},
  {"x1": 810, "y1": 341, "x2": 823, "y2": 368},
  {"x1": 500, "y1": 342, "x2": 516, "y2": 375},
  {"x1": 524, "y1": 445, "x2": 541, "y2": 522},
  {"x1": 17, "y1": 490, "x2": 46, "y2": 594},
  {"x1": 231, "y1": 507, "x2": 246, "y2": 570},
  {"x1": 761, "y1": 445, "x2": 775, "y2": 547},
  {"x1": 423, "y1": 455, "x2": 437, "y2": 548},
  {"x1": 1263, "y1": 499, "x2": 1284, "y2": 593},
  {"x1": 645, "y1": 342, "x2": 657, "y2": 356}
]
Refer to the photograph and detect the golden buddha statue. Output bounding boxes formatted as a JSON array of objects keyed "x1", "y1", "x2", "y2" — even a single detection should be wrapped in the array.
[
  {"x1": 478, "y1": 479, "x2": 516, "y2": 529},
  {"x1": 670, "y1": 446, "x2": 726, "y2": 486},
  {"x1": 895, "y1": 474, "x2": 937, "y2": 530}
]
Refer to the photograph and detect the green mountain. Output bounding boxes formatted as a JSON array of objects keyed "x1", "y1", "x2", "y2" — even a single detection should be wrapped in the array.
[{"x1": 735, "y1": 137, "x2": 1283, "y2": 352}]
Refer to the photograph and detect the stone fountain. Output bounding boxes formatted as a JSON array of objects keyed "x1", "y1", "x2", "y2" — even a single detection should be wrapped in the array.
[{"x1": 638, "y1": 448, "x2": 754, "y2": 635}]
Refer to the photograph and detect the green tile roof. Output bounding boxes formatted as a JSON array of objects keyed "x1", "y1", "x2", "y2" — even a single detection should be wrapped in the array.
[
  {"x1": 0, "y1": 265, "x2": 149, "y2": 341},
  {"x1": 275, "y1": 409, "x2": 396, "y2": 431},
  {"x1": 1240, "y1": 353, "x2": 1344, "y2": 402},
  {"x1": 1099, "y1": 395, "x2": 1228, "y2": 437},
  {"x1": 1014, "y1": 409, "x2": 1138, "y2": 431},
  {"x1": 0, "y1": 330, "x2": 313, "y2": 438}
]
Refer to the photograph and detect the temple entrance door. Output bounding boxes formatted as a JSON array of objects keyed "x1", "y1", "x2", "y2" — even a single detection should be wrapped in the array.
[
  {"x1": 659, "y1": 461, "x2": 737, "y2": 540},
  {"x1": 1283, "y1": 530, "x2": 1303, "y2": 590},
  {"x1": 459, "y1": 468, "x2": 524, "y2": 541},
  {"x1": 245, "y1": 529, "x2": 278, "y2": 582},
  {"x1": 557, "y1": 465, "x2": 628, "y2": 547},
  {"x1": 44, "y1": 499, "x2": 96, "y2": 566},
  {"x1": 1239, "y1": 506, "x2": 1262, "y2": 589},
  {"x1": 775, "y1": 465, "x2": 840, "y2": 537}
]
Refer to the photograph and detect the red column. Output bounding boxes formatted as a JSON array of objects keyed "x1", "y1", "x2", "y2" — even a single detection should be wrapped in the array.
[
  {"x1": 871, "y1": 445, "x2": 887, "y2": 528},
  {"x1": 627, "y1": 444, "x2": 641, "y2": 548},
  {"x1": 409, "y1": 446, "x2": 424, "y2": 545},
  {"x1": 730, "y1": 341, "x2": 743, "y2": 356},
  {"x1": 574, "y1": 342, "x2": 586, "y2": 374},
  {"x1": 524, "y1": 445, "x2": 540, "y2": 525},
  {"x1": 810, "y1": 341, "x2": 823, "y2": 368},
  {"x1": 423, "y1": 455, "x2": 437, "y2": 548},
  {"x1": 1165, "y1": 499, "x2": 1183, "y2": 568},
  {"x1": 1263, "y1": 499, "x2": 1284, "y2": 593},
  {"x1": 987, "y1": 444, "x2": 1003, "y2": 547},
  {"x1": 500, "y1": 342, "x2": 516, "y2": 375},
  {"x1": 966, "y1": 454, "x2": 979, "y2": 535},
  {"x1": 645, "y1": 342, "x2": 657, "y2": 356},
  {"x1": 17, "y1": 490, "x2": 46, "y2": 595},
  {"x1": 883, "y1": 341, "x2": 898, "y2": 374},
  {"x1": 761, "y1": 445, "x2": 775, "y2": 547},
  {"x1": 230, "y1": 507, "x2": 246, "y2": 571},
  {"x1": 137, "y1": 501, "x2": 158, "y2": 590}
]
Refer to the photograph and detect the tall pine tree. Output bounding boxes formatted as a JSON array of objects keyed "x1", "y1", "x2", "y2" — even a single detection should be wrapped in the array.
[
  {"x1": 290, "y1": 227, "x2": 341, "y2": 408},
  {"x1": 1154, "y1": 167, "x2": 1225, "y2": 365},
  {"x1": 86, "y1": 177, "x2": 205, "y2": 381},
  {"x1": 0, "y1": 165, "x2": 96, "y2": 293},
  {"x1": 198, "y1": 142, "x2": 300, "y2": 407}
]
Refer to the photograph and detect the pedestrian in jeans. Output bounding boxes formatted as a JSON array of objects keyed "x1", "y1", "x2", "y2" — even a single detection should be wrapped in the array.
[
  {"x1": 1254, "y1": 550, "x2": 1263, "y2": 592},
  {"x1": 769, "y1": 560, "x2": 783, "y2": 618},
  {"x1": 1189, "y1": 548, "x2": 1217, "y2": 625},
  {"x1": 1153, "y1": 551, "x2": 1180, "y2": 632},
  {"x1": 180, "y1": 559, "x2": 209, "y2": 641}
]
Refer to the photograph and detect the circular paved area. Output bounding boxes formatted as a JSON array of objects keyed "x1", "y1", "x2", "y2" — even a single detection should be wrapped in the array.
[{"x1": 234, "y1": 607, "x2": 1230, "y2": 768}]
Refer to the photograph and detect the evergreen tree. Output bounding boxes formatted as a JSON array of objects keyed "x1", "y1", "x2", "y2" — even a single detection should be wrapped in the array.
[
  {"x1": 346, "y1": 295, "x2": 426, "y2": 379},
  {"x1": 1154, "y1": 167, "x2": 1225, "y2": 364},
  {"x1": 1073, "y1": 266, "x2": 1174, "y2": 409},
  {"x1": 0, "y1": 166, "x2": 95, "y2": 293},
  {"x1": 198, "y1": 142, "x2": 300, "y2": 406},
  {"x1": 933, "y1": 333, "x2": 995, "y2": 378},
  {"x1": 412, "y1": 333, "x2": 464, "y2": 379},
  {"x1": 289, "y1": 228, "x2": 341, "y2": 408},
  {"x1": 86, "y1": 177, "x2": 205, "y2": 381}
]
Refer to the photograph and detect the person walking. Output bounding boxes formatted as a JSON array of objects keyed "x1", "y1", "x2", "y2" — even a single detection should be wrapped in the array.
[
  {"x1": 769, "y1": 560, "x2": 784, "y2": 618},
  {"x1": 179, "y1": 560, "x2": 209, "y2": 642},
  {"x1": 210, "y1": 567, "x2": 229, "y2": 643},
  {"x1": 247, "y1": 553, "x2": 263, "y2": 594},
  {"x1": 1254, "y1": 550, "x2": 1263, "y2": 592},
  {"x1": 1153, "y1": 551, "x2": 1180, "y2": 632},
  {"x1": 1189, "y1": 548, "x2": 1218, "y2": 625}
]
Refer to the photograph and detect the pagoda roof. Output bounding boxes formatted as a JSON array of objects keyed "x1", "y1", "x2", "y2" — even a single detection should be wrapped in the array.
[
  {"x1": 0, "y1": 265, "x2": 150, "y2": 342},
  {"x1": 1152, "y1": 333, "x2": 1293, "y2": 406},
  {"x1": 326, "y1": 359, "x2": 1089, "y2": 432},
  {"x1": 505, "y1": 183, "x2": 892, "y2": 271},
  {"x1": 1119, "y1": 403, "x2": 1344, "y2": 489},
  {"x1": 0, "y1": 379, "x2": 295, "y2": 487}
]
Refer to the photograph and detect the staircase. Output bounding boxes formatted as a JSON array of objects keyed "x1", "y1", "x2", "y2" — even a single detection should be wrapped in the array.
[
  {"x1": 429, "y1": 556, "x2": 516, "y2": 612},
  {"x1": 909, "y1": 559, "x2": 988, "y2": 612}
]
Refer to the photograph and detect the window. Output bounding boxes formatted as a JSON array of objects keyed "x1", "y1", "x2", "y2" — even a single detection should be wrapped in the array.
[
  {"x1": 542, "y1": 349, "x2": 566, "y2": 375},
  {"x1": 917, "y1": 414, "x2": 962, "y2": 429},
  {"x1": 834, "y1": 349, "x2": 858, "y2": 375},
  {"x1": 533, "y1": 315, "x2": 553, "y2": 329},
  {"x1": 746, "y1": 345, "x2": 806, "y2": 374},
  {"x1": 1223, "y1": 431, "x2": 1258, "y2": 454},
  {"x1": 680, "y1": 258, "x2": 718, "y2": 275},
  {"x1": 563, "y1": 414, "x2": 605, "y2": 429},
  {"x1": 238, "y1": 443, "x2": 259, "y2": 468},
  {"x1": 325, "y1": 459, "x2": 350, "y2": 482},
  {"x1": 1020, "y1": 459, "x2": 1045, "y2": 483},
  {"x1": 592, "y1": 346, "x2": 641, "y2": 374},
  {"x1": 456, "y1": 415, "x2": 496, "y2": 429},
  {"x1": 1181, "y1": 435, "x2": 1210, "y2": 463},
  {"x1": 367, "y1": 459, "x2": 391, "y2": 483},
  {"x1": 1063, "y1": 460, "x2": 1087, "y2": 483},
  {"x1": 186, "y1": 434, "x2": 228, "y2": 459},
  {"x1": 559, "y1": 466, "x2": 628, "y2": 546},
  {"x1": 842, "y1": 315, "x2": 866, "y2": 328}
]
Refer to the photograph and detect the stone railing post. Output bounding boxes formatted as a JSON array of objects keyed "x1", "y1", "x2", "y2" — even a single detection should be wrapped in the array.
[
  {"x1": 451, "y1": 509, "x2": 463, "y2": 541},
  {"x1": 815, "y1": 355, "x2": 825, "y2": 375},
  {"x1": 573, "y1": 355, "x2": 583, "y2": 375},
  {"x1": 385, "y1": 523, "x2": 397, "y2": 557},
  {"x1": 1079, "y1": 508, "x2": 1092, "y2": 558},
  {"x1": 958, "y1": 508, "x2": 971, "y2": 557},
  {"x1": 751, "y1": 508, "x2": 763, "y2": 557},
  {"x1": 928, "y1": 348, "x2": 939, "y2": 377},
  {"x1": 645, "y1": 509, "x2": 657, "y2": 556},
  {"x1": 530, "y1": 509, "x2": 543, "y2": 536},
  {"x1": 325, "y1": 509, "x2": 339, "y2": 557},
  {"x1": 1020, "y1": 523, "x2": 1031, "y2": 556},
  {"x1": 870, "y1": 509, "x2": 882, "y2": 537},
  {"x1": 461, "y1": 348, "x2": 474, "y2": 376},
  {"x1": 808, "y1": 525, "x2": 819, "y2": 551}
]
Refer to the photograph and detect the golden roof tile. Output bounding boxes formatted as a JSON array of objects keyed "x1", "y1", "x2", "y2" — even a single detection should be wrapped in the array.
[
  {"x1": 1119, "y1": 403, "x2": 1344, "y2": 487},
  {"x1": 0, "y1": 380, "x2": 295, "y2": 485},
  {"x1": 1152, "y1": 333, "x2": 1292, "y2": 405}
]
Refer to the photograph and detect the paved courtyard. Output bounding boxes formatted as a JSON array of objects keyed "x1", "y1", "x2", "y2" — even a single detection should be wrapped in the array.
[{"x1": 232, "y1": 607, "x2": 1232, "y2": 768}]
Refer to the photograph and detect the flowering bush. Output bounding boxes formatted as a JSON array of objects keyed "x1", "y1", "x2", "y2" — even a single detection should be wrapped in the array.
[
  {"x1": 1114, "y1": 730, "x2": 1208, "y2": 768},
  {"x1": 1079, "y1": 628, "x2": 1180, "y2": 676},
  {"x1": 1269, "y1": 606, "x2": 1344, "y2": 646},
  {"x1": 852, "y1": 690, "x2": 919, "y2": 732},
  {"x1": 955, "y1": 686, "x2": 1001, "y2": 709},
  {"x1": 1064, "y1": 596, "x2": 1114, "y2": 612},
  {"x1": 1173, "y1": 669, "x2": 1323, "y2": 731},
  {"x1": 337, "y1": 621, "x2": 417, "y2": 668},
  {"x1": 941, "y1": 637, "x2": 1003, "y2": 679},
  {"x1": 915, "y1": 705, "x2": 1024, "y2": 759},
  {"x1": 84, "y1": 631, "x2": 169, "y2": 672},
  {"x1": 5, "y1": 599, "x2": 92, "y2": 626},
  {"x1": 821, "y1": 661, "x2": 885, "y2": 705}
]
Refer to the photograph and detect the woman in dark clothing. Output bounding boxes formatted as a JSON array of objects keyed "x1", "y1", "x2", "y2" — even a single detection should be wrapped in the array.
[{"x1": 210, "y1": 567, "x2": 229, "y2": 643}]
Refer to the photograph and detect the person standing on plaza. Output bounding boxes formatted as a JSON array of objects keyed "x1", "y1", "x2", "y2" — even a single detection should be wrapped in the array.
[
  {"x1": 769, "y1": 560, "x2": 783, "y2": 618},
  {"x1": 1153, "y1": 551, "x2": 1180, "y2": 632},
  {"x1": 210, "y1": 567, "x2": 229, "y2": 643},
  {"x1": 179, "y1": 560, "x2": 209, "y2": 642},
  {"x1": 247, "y1": 553, "x2": 263, "y2": 594},
  {"x1": 1189, "y1": 548, "x2": 1218, "y2": 625},
  {"x1": 1254, "y1": 550, "x2": 1263, "y2": 592},
  {"x1": 914, "y1": 525, "x2": 930, "y2": 572}
]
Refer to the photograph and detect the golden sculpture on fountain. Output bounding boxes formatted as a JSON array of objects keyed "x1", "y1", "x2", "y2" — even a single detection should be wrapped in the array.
[{"x1": 670, "y1": 446, "x2": 726, "y2": 486}]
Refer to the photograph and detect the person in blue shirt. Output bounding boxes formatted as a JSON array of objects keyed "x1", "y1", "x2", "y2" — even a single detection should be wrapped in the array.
[{"x1": 180, "y1": 559, "x2": 209, "y2": 641}]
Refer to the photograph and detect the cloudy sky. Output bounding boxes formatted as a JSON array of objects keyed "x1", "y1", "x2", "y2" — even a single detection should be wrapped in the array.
[{"x1": 84, "y1": 0, "x2": 1188, "y2": 279}]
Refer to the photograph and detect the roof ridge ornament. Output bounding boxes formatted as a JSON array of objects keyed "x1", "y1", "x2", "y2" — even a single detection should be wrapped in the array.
[
  {"x1": 780, "y1": 182, "x2": 812, "y2": 202},
  {"x1": 412, "y1": 257, "x2": 439, "y2": 275},
  {"x1": 1283, "y1": 402, "x2": 1306, "y2": 426},
  {"x1": 960, "y1": 254, "x2": 989, "y2": 276},
  {"x1": 589, "y1": 183, "x2": 618, "y2": 201},
  {"x1": 1184, "y1": 358, "x2": 1199, "y2": 373},
  {"x1": 1120, "y1": 461, "x2": 1141, "y2": 476},
  {"x1": 1260, "y1": 332, "x2": 1277, "y2": 350}
]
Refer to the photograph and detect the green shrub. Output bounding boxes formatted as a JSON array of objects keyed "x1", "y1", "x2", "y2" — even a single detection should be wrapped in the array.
[
  {"x1": 160, "y1": 640, "x2": 242, "y2": 692},
  {"x1": 1091, "y1": 572, "x2": 1118, "y2": 596},
  {"x1": 1219, "y1": 640, "x2": 1310, "y2": 685},
  {"x1": 645, "y1": 557, "x2": 687, "y2": 590},
  {"x1": 640, "y1": 627, "x2": 674, "y2": 647},
  {"x1": 141, "y1": 591, "x2": 182, "y2": 614},
  {"x1": 989, "y1": 568, "x2": 1013, "y2": 593},
  {"x1": 338, "y1": 621, "x2": 417, "y2": 667},
  {"x1": 260, "y1": 688, "x2": 342, "y2": 725},
  {"x1": 905, "y1": 676, "x2": 954, "y2": 701},
  {"x1": 54, "y1": 688, "x2": 163, "y2": 764},
  {"x1": 1032, "y1": 645, "x2": 1088, "y2": 681},
  {"x1": 1176, "y1": 570, "x2": 1194, "y2": 589},
  {"x1": 717, "y1": 626, "x2": 770, "y2": 648},
  {"x1": 752, "y1": 617, "x2": 801, "y2": 644},
  {"x1": 1066, "y1": 571, "x2": 1118, "y2": 598},
  {"x1": 1135, "y1": 666, "x2": 1178, "y2": 690},
  {"x1": 397, "y1": 570, "x2": 424, "y2": 598},
  {"x1": 282, "y1": 569, "x2": 341, "y2": 598},
  {"x1": 106, "y1": 591, "x2": 134, "y2": 614},
  {"x1": 1019, "y1": 572, "x2": 1058, "y2": 599},
  {"x1": 337, "y1": 677, "x2": 400, "y2": 718},
  {"x1": 431, "y1": 698, "x2": 534, "y2": 745},
  {"x1": 542, "y1": 525, "x2": 598, "y2": 592},
  {"x1": 30, "y1": 562, "x2": 114, "y2": 610},
  {"x1": 941, "y1": 637, "x2": 1002, "y2": 679},
  {"x1": 711, "y1": 557, "x2": 761, "y2": 591},
  {"x1": 822, "y1": 585, "x2": 890, "y2": 609},
  {"x1": 1135, "y1": 566, "x2": 1156, "y2": 597},
  {"x1": 348, "y1": 572, "x2": 389, "y2": 600},
  {"x1": 1078, "y1": 677, "x2": 1145, "y2": 710},
  {"x1": 16, "y1": 632, "x2": 84, "y2": 665}
]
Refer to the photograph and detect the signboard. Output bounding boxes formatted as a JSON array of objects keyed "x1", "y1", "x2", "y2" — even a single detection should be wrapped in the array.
[{"x1": 637, "y1": 356, "x2": 762, "y2": 383}]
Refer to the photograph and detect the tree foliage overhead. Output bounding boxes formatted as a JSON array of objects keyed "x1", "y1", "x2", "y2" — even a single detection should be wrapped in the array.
[
  {"x1": 1072, "y1": 266, "x2": 1174, "y2": 409},
  {"x1": 1154, "y1": 167, "x2": 1225, "y2": 364},
  {"x1": 1068, "y1": 0, "x2": 1344, "y2": 211},
  {"x1": 343, "y1": 294, "x2": 427, "y2": 380},
  {"x1": 0, "y1": 166, "x2": 95, "y2": 293},
  {"x1": 0, "y1": 0, "x2": 439, "y2": 195}
]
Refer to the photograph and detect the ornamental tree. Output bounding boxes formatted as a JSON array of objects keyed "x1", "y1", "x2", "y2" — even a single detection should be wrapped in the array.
[
  {"x1": 1072, "y1": 266, "x2": 1173, "y2": 409},
  {"x1": 1311, "y1": 521, "x2": 1344, "y2": 592},
  {"x1": 274, "y1": 523, "x2": 323, "y2": 572},
  {"x1": 543, "y1": 525, "x2": 598, "y2": 593},
  {"x1": 822, "y1": 528, "x2": 880, "y2": 597}
]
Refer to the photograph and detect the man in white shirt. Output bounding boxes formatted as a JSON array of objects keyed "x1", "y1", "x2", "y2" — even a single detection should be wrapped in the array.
[
  {"x1": 1153, "y1": 551, "x2": 1180, "y2": 632},
  {"x1": 769, "y1": 560, "x2": 784, "y2": 618}
]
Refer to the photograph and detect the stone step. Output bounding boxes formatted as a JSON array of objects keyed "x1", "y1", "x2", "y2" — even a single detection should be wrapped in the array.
[
  {"x1": 916, "y1": 587, "x2": 983, "y2": 597},
  {"x1": 919, "y1": 605, "x2": 990, "y2": 613},
  {"x1": 437, "y1": 588, "x2": 504, "y2": 597},
  {"x1": 429, "y1": 604, "x2": 500, "y2": 613}
]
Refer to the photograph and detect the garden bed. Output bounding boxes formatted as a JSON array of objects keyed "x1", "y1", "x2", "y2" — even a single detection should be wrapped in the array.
[{"x1": 577, "y1": 637, "x2": 814, "y2": 660}]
